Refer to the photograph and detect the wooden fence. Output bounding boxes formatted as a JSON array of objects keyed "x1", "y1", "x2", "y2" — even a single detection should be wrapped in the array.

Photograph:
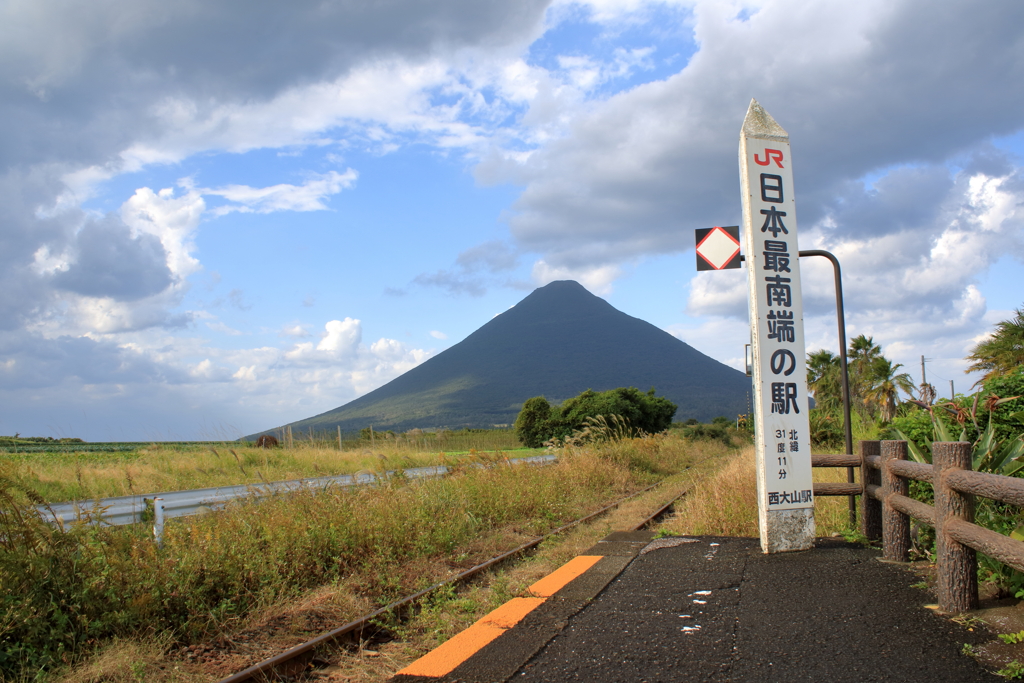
[{"x1": 810, "y1": 440, "x2": 1024, "y2": 613}]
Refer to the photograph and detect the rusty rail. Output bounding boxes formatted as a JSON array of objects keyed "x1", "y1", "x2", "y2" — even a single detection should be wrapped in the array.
[
  {"x1": 857, "y1": 439, "x2": 1024, "y2": 614},
  {"x1": 216, "y1": 480, "x2": 674, "y2": 683}
]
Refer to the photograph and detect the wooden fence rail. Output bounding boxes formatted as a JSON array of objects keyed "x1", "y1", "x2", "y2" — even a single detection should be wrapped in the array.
[{"x1": 811, "y1": 439, "x2": 1024, "y2": 613}]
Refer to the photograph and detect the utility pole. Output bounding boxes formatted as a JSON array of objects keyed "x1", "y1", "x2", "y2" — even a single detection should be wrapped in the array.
[
  {"x1": 950, "y1": 379, "x2": 955, "y2": 400},
  {"x1": 921, "y1": 355, "x2": 927, "y2": 387}
]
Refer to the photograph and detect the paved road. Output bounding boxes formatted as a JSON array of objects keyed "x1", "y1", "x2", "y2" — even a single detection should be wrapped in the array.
[{"x1": 394, "y1": 534, "x2": 999, "y2": 682}]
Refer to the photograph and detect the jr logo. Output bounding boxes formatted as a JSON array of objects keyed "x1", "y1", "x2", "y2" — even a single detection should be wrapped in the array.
[{"x1": 754, "y1": 149, "x2": 784, "y2": 168}]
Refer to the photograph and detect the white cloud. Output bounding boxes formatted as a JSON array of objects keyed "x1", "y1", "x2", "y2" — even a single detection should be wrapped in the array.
[
  {"x1": 233, "y1": 365, "x2": 257, "y2": 381},
  {"x1": 430, "y1": 330, "x2": 448, "y2": 339},
  {"x1": 206, "y1": 321, "x2": 243, "y2": 336},
  {"x1": 203, "y1": 170, "x2": 357, "y2": 215},
  {"x1": 316, "y1": 318, "x2": 362, "y2": 354},
  {"x1": 3, "y1": 0, "x2": 1024, "y2": 439},
  {"x1": 666, "y1": 316, "x2": 751, "y2": 372},
  {"x1": 531, "y1": 259, "x2": 622, "y2": 295},
  {"x1": 121, "y1": 186, "x2": 204, "y2": 280},
  {"x1": 0, "y1": 315, "x2": 436, "y2": 439}
]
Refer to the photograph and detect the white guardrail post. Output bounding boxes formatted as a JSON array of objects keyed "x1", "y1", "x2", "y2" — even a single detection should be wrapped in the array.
[{"x1": 153, "y1": 497, "x2": 165, "y2": 546}]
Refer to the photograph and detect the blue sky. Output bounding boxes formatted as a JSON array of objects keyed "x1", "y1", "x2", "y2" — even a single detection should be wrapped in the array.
[{"x1": 1, "y1": 0, "x2": 1022, "y2": 440}]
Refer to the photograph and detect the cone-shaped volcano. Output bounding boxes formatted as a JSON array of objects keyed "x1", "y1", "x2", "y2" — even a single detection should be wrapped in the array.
[{"x1": 257, "y1": 281, "x2": 750, "y2": 436}]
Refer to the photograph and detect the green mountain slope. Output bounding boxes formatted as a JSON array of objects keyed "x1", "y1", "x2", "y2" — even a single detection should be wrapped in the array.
[{"x1": 253, "y1": 280, "x2": 751, "y2": 437}]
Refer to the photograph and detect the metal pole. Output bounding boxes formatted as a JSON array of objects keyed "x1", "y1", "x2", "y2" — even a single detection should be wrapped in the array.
[
  {"x1": 798, "y1": 250, "x2": 855, "y2": 528},
  {"x1": 741, "y1": 248, "x2": 855, "y2": 526}
]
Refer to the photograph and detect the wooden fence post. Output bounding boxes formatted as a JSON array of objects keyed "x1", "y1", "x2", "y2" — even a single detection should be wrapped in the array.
[
  {"x1": 934, "y1": 441, "x2": 978, "y2": 613},
  {"x1": 860, "y1": 440, "x2": 882, "y2": 541},
  {"x1": 881, "y1": 440, "x2": 910, "y2": 562},
  {"x1": 286, "y1": 425, "x2": 293, "y2": 449}
]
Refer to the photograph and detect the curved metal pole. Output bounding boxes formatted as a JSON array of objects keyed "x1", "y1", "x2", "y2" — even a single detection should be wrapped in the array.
[
  {"x1": 740, "y1": 249, "x2": 855, "y2": 526},
  {"x1": 798, "y1": 250, "x2": 855, "y2": 528},
  {"x1": 797, "y1": 251, "x2": 853, "y2": 454}
]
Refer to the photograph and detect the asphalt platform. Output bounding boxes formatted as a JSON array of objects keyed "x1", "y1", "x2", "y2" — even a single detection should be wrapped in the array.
[{"x1": 391, "y1": 532, "x2": 1001, "y2": 683}]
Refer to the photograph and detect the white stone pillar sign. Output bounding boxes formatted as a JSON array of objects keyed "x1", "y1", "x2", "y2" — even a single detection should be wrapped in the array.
[{"x1": 738, "y1": 99, "x2": 815, "y2": 553}]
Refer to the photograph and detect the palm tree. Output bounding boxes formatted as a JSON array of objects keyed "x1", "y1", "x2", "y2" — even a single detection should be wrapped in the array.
[
  {"x1": 864, "y1": 358, "x2": 916, "y2": 422},
  {"x1": 966, "y1": 306, "x2": 1024, "y2": 384},
  {"x1": 806, "y1": 349, "x2": 842, "y2": 413},
  {"x1": 848, "y1": 335, "x2": 882, "y2": 418}
]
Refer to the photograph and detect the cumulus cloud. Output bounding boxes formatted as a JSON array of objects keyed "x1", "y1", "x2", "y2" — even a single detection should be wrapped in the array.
[
  {"x1": 2, "y1": 0, "x2": 1023, "y2": 438},
  {"x1": 0, "y1": 317, "x2": 435, "y2": 440},
  {"x1": 52, "y1": 215, "x2": 172, "y2": 301},
  {"x1": 499, "y1": 0, "x2": 1024, "y2": 267},
  {"x1": 684, "y1": 155, "x2": 1024, "y2": 381},
  {"x1": 0, "y1": 1, "x2": 550, "y2": 166},
  {"x1": 531, "y1": 259, "x2": 621, "y2": 295}
]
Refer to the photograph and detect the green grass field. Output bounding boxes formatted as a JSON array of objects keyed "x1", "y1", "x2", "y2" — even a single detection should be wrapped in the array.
[{"x1": 0, "y1": 429, "x2": 529, "y2": 503}]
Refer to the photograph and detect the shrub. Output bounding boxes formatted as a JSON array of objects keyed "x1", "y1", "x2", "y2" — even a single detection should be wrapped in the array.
[
  {"x1": 514, "y1": 387, "x2": 677, "y2": 446},
  {"x1": 514, "y1": 396, "x2": 555, "y2": 448},
  {"x1": 680, "y1": 422, "x2": 732, "y2": 447}
]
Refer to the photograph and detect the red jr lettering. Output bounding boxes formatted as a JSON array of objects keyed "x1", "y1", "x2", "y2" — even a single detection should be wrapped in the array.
[{"x1": 754, "y1": 149, "x2": 784, "y2": 167}]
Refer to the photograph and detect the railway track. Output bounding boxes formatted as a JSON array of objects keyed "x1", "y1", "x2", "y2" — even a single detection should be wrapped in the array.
[{"x1": 216, "y1": 480, "x2": 689, "y2": 683}]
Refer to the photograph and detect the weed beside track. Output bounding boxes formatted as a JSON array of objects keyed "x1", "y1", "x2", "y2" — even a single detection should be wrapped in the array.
[{"x1": 1, "y1": 433, "x2": 729, "y2": 681}]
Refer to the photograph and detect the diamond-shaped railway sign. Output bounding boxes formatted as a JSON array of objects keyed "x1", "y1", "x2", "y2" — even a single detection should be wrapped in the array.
[{"x1": 695, "y1": 226, "x2": 741, "y2": 271}]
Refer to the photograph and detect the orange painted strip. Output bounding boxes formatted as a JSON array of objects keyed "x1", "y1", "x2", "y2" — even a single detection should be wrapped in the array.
[
  {"x1": 528, "y1": 555, "x2": 604, "y2": 598},
  {"x1": 480, "y1": 597, "x2": 545, "y2": 628},
  {"x1": 396, "y1": 598, "x2": 545, "y2": 677},
  {"x1": 396, "y1": 622, "x2": 505, "y2": 677},
  {"x1": 398, "y1": 555, "x2": 606, "y2": 678}
]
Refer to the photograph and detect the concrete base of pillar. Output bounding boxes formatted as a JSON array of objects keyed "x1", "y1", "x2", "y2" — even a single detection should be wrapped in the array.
[{"x1": 760, "y1": 507, "x2": 815, "y2": 553}]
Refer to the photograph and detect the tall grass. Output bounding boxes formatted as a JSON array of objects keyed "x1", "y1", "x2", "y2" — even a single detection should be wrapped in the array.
[
  {"x1": 0, "y1": 434, "x2": 706, "y2": 679},
  {"x1": 323, "y1": 428, "x2": 522, "y2": 454},
  {"x1": 660, "y1": 446, "x2": 854, "y2": 538},
  {"x1": 2, "y1": 437, "x2": 535, "y2": 504}
]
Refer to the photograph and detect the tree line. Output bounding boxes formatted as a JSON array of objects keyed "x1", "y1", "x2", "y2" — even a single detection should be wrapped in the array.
[
  {"x1": 806, "y1": 305, "x2": 1024, "y2": 446},
  {"x1": 511, "y1": 305, "x2": 1024, "y2": 450}
]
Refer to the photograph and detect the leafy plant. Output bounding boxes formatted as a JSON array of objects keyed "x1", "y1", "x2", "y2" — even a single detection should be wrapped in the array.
[
  {"x1": 998, "y1": 660, "x2": 1024, "y2": 680},
  {"x1": 953, "y1": 614, "x2": 983, "y2": 629},
  {"x1": 999, "y1": 630, "x2": 1024, "y2": 645},
  {"x1": 808, "y1": 408, "x2": 844, "y2": 450},
  {"x1": 892, "y1": 396, "x2": 1024, "y2": 596},
  {"x1": 893, "y1": 396, "x2": 1024, "y2": 474}
]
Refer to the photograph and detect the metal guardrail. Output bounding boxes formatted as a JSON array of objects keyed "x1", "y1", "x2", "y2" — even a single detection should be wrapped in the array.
[{"x1": 42, "y1": 455, "x2": 557, "y2": 532}]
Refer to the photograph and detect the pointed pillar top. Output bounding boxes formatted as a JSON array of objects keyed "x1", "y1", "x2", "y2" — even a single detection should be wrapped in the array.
[{"x1": 741, "y1": 98, "x2": 788, "y2": 141}]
